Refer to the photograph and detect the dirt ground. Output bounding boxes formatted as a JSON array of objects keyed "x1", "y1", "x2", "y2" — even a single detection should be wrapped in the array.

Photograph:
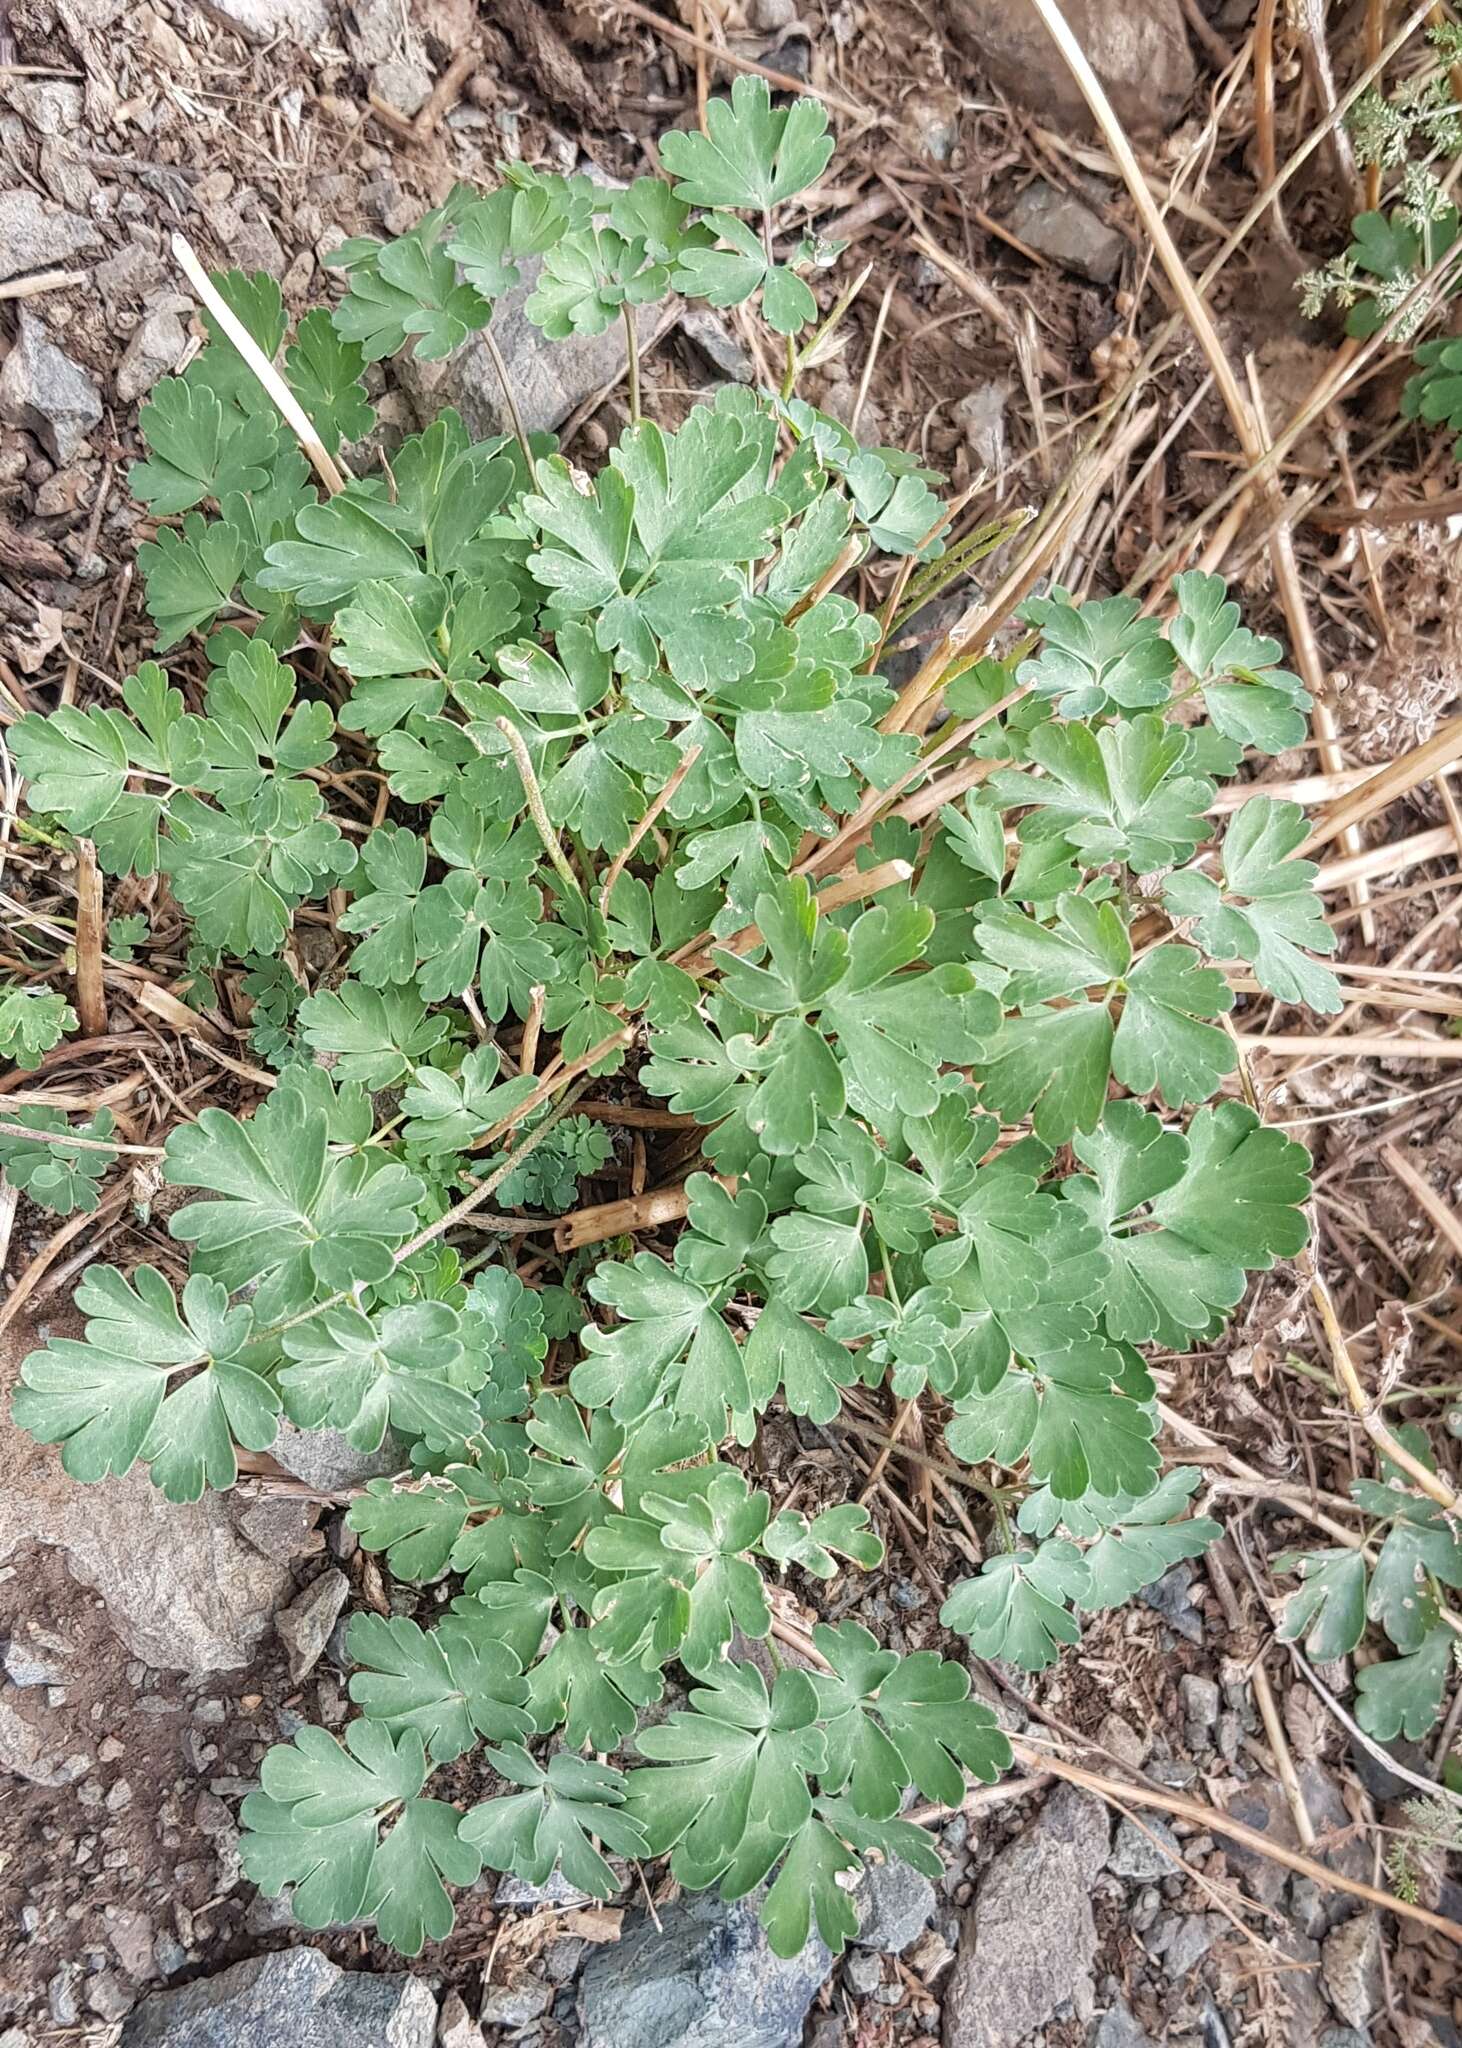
[{"x1": 1, "y1": 0, "x2": 1461, "y2": 2043}]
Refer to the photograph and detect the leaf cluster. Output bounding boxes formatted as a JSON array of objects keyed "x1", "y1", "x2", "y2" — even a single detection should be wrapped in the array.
[{"x1": 1, "y1": 87, "x2": 1352, "y2": 1963}]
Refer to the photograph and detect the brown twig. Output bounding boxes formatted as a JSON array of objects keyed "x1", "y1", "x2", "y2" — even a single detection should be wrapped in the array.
[
  {"x1": 1312, "y1": 1269, "x2": 1462, "y2": 1515},
  {"x1": 1014, "y1": 1742, "x2": 1462, "y2": 1946},
  {"x1": 597, "y1": 744, "x2": 701, "y2": 920},
  {"x1": 554, "y1": 1178, "x2": 703, "y2": 1253},
  {"x1": 411, "y1": 48, "x2": 476, "y2": 141},
  {"x1": 1380, "y1": 1144, "x2": 1462, "y2": 1267},
  {"x1": 72, "y1": 840, "x2": 106, "y2": 1038}
]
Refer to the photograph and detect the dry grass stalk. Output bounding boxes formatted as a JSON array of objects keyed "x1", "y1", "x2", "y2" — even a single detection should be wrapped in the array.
[
  {"x1": 72, "y1": 839, "x2": 106, "y2": 1038},
  {"x1": 171, "y1": 233, "x2": 348, "y2": 494},
  {"x1": 598, "y1": 743, "x2": 701, "y2": 918},
  {"x1": 1241, "y1": 1030, "x2": 1462, "y2": 1060},
  {"x1": 1302, "y1": 716, "x2": 1462, "y2": 854},
  {"x1": 1015, "y1": 1745, "x2": 1462, "y2": 1946},
  {"x1": 1380, "y1": 1143, "x2": 1462, "y2": 1265},
  {"x1": 555, "y1": 1179, "x2": 703, "y2": 1252},
  {"x1": 1311, "y1": 1270, "x2": 1462, "y2": 1515}
]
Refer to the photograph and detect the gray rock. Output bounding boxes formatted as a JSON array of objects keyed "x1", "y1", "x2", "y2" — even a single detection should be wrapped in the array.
[
  {"x1": 48, "y1": 1969, "x2": 80, "y2": 2026},
  {"x1": 0, "y1": 190, "x2": 98, "y2": 282},
  {"x1": 680, "y1": 305, "x2": 757, "y2": 385},
  {"x1": 119, "y1": 1949, "x2": 436, "y2": 2048},
  {"x1": 115, "y1": 309, "x2": 187, "y2": 404},
  {"x1": 479, "y1": 1979, "x2": 551, "y2": 2028},
  {"x1": 270, "y1": 1419, "x2": 400, "y2": 1492},
  {"x1": 943, "y1": 1783, "x2": 1109, "y2": 2048},
  {"x1": 373, "y1": 57, "x2": 434, "y2": 117},
  {"x1": 277, "y1": 1569, "x2": 351, "y2": 1680},
  {"x1": 192, "y1": 0, "x2": 330, "y2": 42},
  {"x1": 853, "y1": 1859, "x2": 936, "y2": 1953},
  {"x1": 1346, "y1": 1732, "x2": 1427, "y2": 1804},
  {"x1": 401, "y1": 259, "x2": 671, "y2": 442},
  {"x1": 104, "y1": 1905, "x2": 156, "y2": 1980},
  {"x1": 0, "y1": 1694, "x2": 77, "y2": 1786},
  {"x1": 577, "y1": 1891, "x2": 830, "y2": 2048},
  {"x1": 999, "y1": 180, "x2": 1124, "y2": 285},
  {"x1": 0, "y1": 1300, "x2": 288, "y2": 1675},
  {"x1": 1096, "y1": 1712, "x2": 1148, "y2": 1770},
  {"x1": 1093, "y1": 2001, "x2": 1155, "y2": 2048},
  {"x1": 0, "y1": 313, "x2": 102, "y2": 463},
  {"x1": 437, "y1": 1990, "x2": 485, "y2": 2048},
  {"x1": 1219, "y1": 1764, "x2": 1366, "y2": 1916},
  {"x1": 1162, "y1": 1912, "x2": 1217, "y2": 1980},
  {"x1": 2, "y1": 1628, "x2": 68, "y2": 1687},
  {"x1": 844, "y1": 1951, "x2": 883, "y2": 1997},
  {"x1": 496, "y1": 1870, "x2": 593, "y2": 1909},
  {"x1": 238, "y1": 1496, "x2": 322, "y2": 1562},
  {"x1": 1138, "y1": 1562, "x2": 1203, "y2": 1643},
  {"x1": 1321, "y1": 1914, "x2": 1381, "y2": 2032},
  {"x1": 1179, "y1": 1673, "x2": 1221, "y2": 1748},
  {"x1": 86, "y1": 1972, "x2": 135, "y2": 2023},
  {"x1": 1106, "y1": 1816, "x2": 1180, "y2": 1884},
  {"x1": 949, "y1": 0, "x2": 1196, "y2": 136},
  {"x1": 1318, "y1": 2032, "x2": 1373, "y2": 2048}
]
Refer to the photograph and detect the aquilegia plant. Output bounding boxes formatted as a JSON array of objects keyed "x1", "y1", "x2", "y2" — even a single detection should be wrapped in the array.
[{"x1": 6, "y1": 81, "x2": 1386, "y2": 1958}]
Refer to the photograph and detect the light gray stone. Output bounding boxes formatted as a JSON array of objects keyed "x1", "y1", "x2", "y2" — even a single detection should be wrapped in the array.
[
  {"x1": 852, "y1": 1858, "x2": 936, "y2": 1953},
  {"x1": 999, "y1": 180, "x2": 1124, "y2": 284},
  {"x1": 237, "y1": 1496, "x2": 322, "y2": 1562},
  {"x1": 270, "y1": 1419, "x2": 400, "y2": 1492},
  {"x1": 0, "y1": 1694, "x2": 74, "y2": 1785},
  {"x1": 577, "y1": 1891, "x2": 831, "y2": 2048},
  {"x1": 496, "y1": 1870, "x2": 593, "y2": 1909},
  {"x1": 436, "y1": 1990, "x2": 485, "y2": 2048},
  {"x1": 277, "y1": 1570, "x2": 350, "y2": 1680},
  {"x1": 949, "y1": 0, "x2": 1196, "y2": 136},
  {"x1": 115, "y1": 308, "x2": 187, "y2": 403},
  {"x1": 191, "y1": 0, "x2": 331, "y2": 44},
  {"x1": 1093, "y1": 2001, "x2": 1156, "y2": 2048},
  {"x1": 0, "y1": 1303, "x2": 288, "y2": 1675},
  {"x1": 1322, "y1": 1914, "x2": 1382, "y2": 2033},
  {"x1": 373, "y1": 57, "x2": 433, "y2": 117},
  {"x1": 119, "y1": 1949, "x2": 436, "y2": 2048},
  {"x1": 0, "y1": 190, "x2": 98, "y2": 281},
  {"x1": 0, "y1": 313, "x2": 102, "y2": 463},
  {"x1": 1106, "y1": 1815, "x2": 1180, "y2": 1884},
  {"x1": 1162, "y1": 1912, "x2": 1217, "y2": 1980},
  {"x1": 400, "y1": 257, "x2": 670, "y2": 441},
  {"x1": 1179, "y1": 1673, "x2": 1221, "y2": 1748},
  {"x1": 943, "y1": 1783, "x2": 1109, "y2": 2048},
  {"x1": 2, "y1": 1628, "x2": 69, "y2": 1687},
  {"x1": 478, "y1": 1980, "x2": 551, "y2": 2028}
]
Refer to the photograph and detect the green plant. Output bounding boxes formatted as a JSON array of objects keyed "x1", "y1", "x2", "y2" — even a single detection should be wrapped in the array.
[
  {"x1": 1299, "y1": 26, "x2": 1462, "y2": 436},
  {"x1": 1277, "y1": 1428, "x2": 1462, "y2": 1747},
  {"x1": 0, "y1": 985, "x2": 76, "y2": 1072},
  {"x1": 5, "y1": 83, "x2": 1348, "y2": 1960}
]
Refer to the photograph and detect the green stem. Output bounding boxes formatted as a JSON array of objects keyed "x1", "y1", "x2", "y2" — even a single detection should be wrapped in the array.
[
  {"x1": 496, "y1": 716, "x2": 587, "y2": 909},
  {"x1": 622, "y1": 303, "x2": 641, "y2": 424},
  {"x1": 482, "y1": 322, "x2": 535, "y2": 476}
]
